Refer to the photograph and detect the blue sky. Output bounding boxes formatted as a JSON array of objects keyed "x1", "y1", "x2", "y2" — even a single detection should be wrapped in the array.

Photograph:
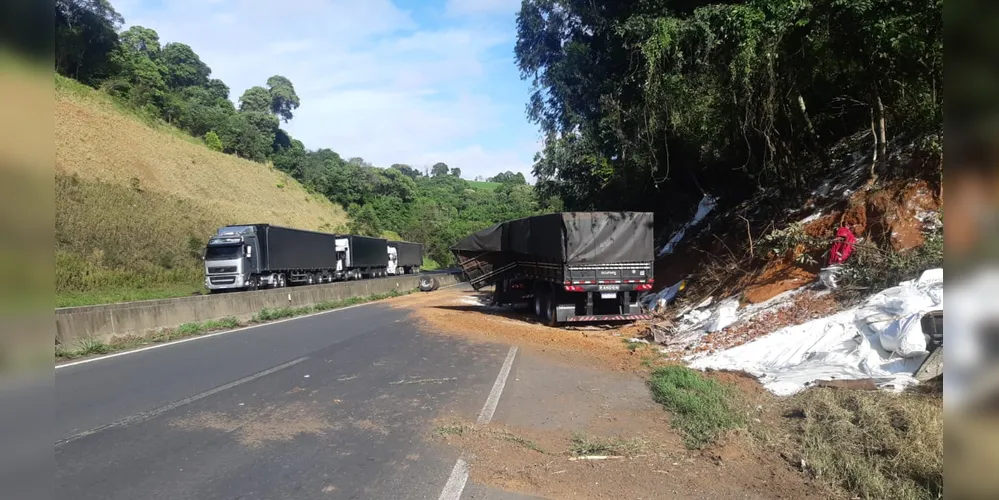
[{"x1": 114, "y1": 0, "x2": 540, "y2": 180}]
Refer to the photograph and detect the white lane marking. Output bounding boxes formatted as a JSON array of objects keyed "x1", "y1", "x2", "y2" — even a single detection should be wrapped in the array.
[
  {"x1": 438, "y1": 345, "x2": 518, "y2": 500},
  {"x1": 437, "y1": 458, "x2": 470, "y2": 500},
  {"x1": 476, "y1": 346, "x2": 518, "y2": 426},
  {"x1": 56, "y1": 281, "x2": 461, "y2": 370},
  {"x1": 56, "y1": 356, "x2": 308, "y2": 447}
]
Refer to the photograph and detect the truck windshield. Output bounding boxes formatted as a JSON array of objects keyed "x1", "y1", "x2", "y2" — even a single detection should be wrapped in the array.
[{"x1": 205, "y1": 245, "x2": 242, "y2": 260}]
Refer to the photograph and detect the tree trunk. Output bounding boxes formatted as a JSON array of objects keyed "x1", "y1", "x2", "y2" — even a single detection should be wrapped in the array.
[
  {"x1": 865, "y1": 110, "x2": 879, "y2": 189},
  {"x1": 798, "y1": 93, "x2": 830, "y2": 169},
  {"x1": 874, "y1": 84, "x2": 888, "y2": 159}
]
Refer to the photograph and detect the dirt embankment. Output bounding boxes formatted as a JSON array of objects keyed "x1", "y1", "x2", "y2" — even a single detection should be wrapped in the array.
[{"x1": 660, "y1": 176, "x2": 941, "y2": 308}]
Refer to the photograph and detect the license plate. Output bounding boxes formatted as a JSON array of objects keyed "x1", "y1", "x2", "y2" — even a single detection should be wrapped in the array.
[
  {"x1": 598, "y1": 285, "x2": 619, "y2": 292},
  {"x1": 600, "y1": 292, "x2": 617, "y2": 299}
]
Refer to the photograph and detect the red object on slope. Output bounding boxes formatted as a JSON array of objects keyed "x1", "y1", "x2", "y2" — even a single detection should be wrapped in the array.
[{"x1": 828, "y1": 226, "x2": 857, "y2": 265}]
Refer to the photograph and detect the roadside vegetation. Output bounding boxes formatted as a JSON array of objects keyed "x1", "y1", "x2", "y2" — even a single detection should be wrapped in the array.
[
  {"x1": 647, "y1": 366, "x2": 745, "y2": 449},
  {"x1": 773, "y1": 389, "x2": 943, "y2": 500},
  {"x1": 55, "y1": 288, "x2": 413, "y2": 361}
]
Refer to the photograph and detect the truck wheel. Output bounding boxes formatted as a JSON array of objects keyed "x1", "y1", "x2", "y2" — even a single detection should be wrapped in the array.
[
  {"x1": 533, "y1": 293, "x2": 546, "y2": 318},
  {"x1": 419, "y1": 277, "x2": 435, "y2": 292},
  {"x1": 431, "y1": 277, "x2": 440, "y2": 291},
  {"x1": 307, "y1": 274, "x2": 315, "y2": 285},
  {"x1": 544, "y1": 299, "x2": 559, "y2": 327},
  {"x1": 278, "y1": 274, "x2": 287, "y2": 287}
]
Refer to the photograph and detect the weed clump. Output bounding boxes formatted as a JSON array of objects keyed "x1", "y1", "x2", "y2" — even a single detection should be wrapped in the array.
[{"x1": 647, "y1": 366, "x2": 744, "y2": 448}]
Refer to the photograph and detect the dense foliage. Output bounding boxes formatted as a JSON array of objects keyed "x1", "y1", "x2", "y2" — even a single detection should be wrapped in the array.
[
  {"x1": 515, "y1": 0, "x2": 942, "y2": 214},
  {"x1": 54, "y1": 0, "x2": 555, "y2": 266}
]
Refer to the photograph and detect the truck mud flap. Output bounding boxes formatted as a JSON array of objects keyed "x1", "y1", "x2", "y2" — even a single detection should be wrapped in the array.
[{"x1": 564, "y1": 314, "x2": 652, "y2": 323}]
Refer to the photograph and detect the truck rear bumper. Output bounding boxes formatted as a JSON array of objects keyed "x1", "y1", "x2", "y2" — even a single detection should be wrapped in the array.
[{"x1": 562, "y1": 313, "x2": 652, "y2": 323}]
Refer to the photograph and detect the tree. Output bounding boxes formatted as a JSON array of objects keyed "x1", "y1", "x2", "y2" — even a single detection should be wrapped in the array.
[
  {"x1": 218, "y1": 113, "x2": 272, "y2": 162},
  {"x1": 160, "y1": 42, "x2": 211, "y2": 89},
  {"x1": 266, "y1": 75, "x2": 301, "y2": 122},
  {"x1": 431, "y1": 162, "x2": 449, "y2": 177},
  {"x1": 489, "y1": 171, "x2": 527, "y2": 185},
  {"x1": 450, "y1": 167, "x2": 462, "y2": 178},
  {"x1": 55, "y1": 0, "x2": 124, "y2": 84},
  {"x1": 205, "y1": 78, "x2": 230, "y2": 102},
  {"x1": 390, "y1": 163, "x2": 421, "y2": 180},
  {"x1": 238, "y1": 86, "x2": 271, "y2": 114},
  {"x1": 118, "y1": 25, "x2": 160, "y2": 57},
  {"x1": 346, "y1": 203, "x2": 384, "y2": 237}
]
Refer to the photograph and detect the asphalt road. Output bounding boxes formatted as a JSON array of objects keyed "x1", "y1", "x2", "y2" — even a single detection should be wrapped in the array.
[{"x1": 55, "y1": 298, "x2": 519, "y2": 500}]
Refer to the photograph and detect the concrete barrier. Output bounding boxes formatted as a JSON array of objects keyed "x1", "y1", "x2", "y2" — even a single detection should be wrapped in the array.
[{"x1": 56, "y1": 273, "x2": 461, "y2": 345}]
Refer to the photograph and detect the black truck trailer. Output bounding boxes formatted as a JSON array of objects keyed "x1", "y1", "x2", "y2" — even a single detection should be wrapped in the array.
[
  {"x1": 334, "y1": 235, "x2": 390, "y2": 279},
  {"x1": 387, "y1": 240, "x2": 423, "y2": 275},
  {"x1": 203, "y1": 224, "x2": 341, "y2": 291},
  {"x1": 451, "y1": 212, "x2": 654, "y2": 325}
]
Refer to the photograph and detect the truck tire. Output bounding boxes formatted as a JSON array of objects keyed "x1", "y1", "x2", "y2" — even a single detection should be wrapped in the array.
[
  {"x1": 431, "y1": 277, "x2": 440, "y2": 291},
  {"x1": 419, "y1": 277, "x2": 436, "y2": 292},
  {"x1": 544, "y1": 299, "x2": 559, "y2": 327},
  {"x1": 533, "y1": 292, "x2": 546, "y2": 318},
  {"x1": 278, "y1": 274, "x2": 287, "y2": 288}
]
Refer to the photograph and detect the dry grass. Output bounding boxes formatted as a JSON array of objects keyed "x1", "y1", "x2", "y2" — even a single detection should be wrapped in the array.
[
  {"x1": 54, "y1": 76, "x2": 346, "y2": 305},
  {"x1": 774, "y1": 389, "x2": 943, "y2": 500}
]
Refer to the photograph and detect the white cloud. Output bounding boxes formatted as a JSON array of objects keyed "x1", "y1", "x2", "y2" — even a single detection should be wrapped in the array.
[{"x1": 118, "y1": 0, "x2": 538, "y2": 179}]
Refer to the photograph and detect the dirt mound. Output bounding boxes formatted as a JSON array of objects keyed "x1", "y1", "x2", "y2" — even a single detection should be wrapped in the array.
[{"x1": 835, "y1": 179, "x2": 939, "y2": 252}]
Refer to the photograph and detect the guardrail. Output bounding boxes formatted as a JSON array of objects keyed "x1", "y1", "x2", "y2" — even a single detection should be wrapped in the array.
[{"x1": 56, "y1": 272, "x2": 461, "y2": 345}]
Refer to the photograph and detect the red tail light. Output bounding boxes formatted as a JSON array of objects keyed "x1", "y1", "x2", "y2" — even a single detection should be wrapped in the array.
[{"x1": 636, "y1": 283, "x2": 653, "y2": 291}]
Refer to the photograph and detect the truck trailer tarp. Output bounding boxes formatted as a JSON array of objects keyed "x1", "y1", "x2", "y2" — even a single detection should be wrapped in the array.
[
  {"x1": 260, "y1": 225, "x2": 340, "y2": 270},
  {"x1": 345, "y1": 235, "x2": 389, "y2": 268},
  {"x1": 389, "y1": 241, "x2": 424, "y2": 267},
  {"x1": 451, "y1": 212, "x2": 654, "y2": 264}
]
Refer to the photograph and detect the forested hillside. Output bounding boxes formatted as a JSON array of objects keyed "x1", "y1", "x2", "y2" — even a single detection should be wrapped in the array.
[
  {"x1": 54, "y1": 0, "x2": 557, "y2": 305},
  {"x1": 515, "y1": 0, "x2": 942, "y2": 216}
]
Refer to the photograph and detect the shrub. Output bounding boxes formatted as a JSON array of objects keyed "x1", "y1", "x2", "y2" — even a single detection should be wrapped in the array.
[{"x1": 204, "y1": 130, "x2": 223, "y2": 152}]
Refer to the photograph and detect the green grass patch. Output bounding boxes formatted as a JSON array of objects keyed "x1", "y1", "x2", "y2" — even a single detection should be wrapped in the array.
[
  {"x1": 647, "y1": 366, "x2": 744, "y2": 449},
  {"x1": 468, "y1": 181, "x2": 501, "y2": 191},
  {"x1": 781, "y1": 389, "x2": 942, "y2": 500},
  {"x1": 433, "y1": 424, "x2": 471, "y2": 437},
  {"x1": 421, "y1": 256, "x2": 441, "y2": 271},
  {"x1": 57, "y1": 282, "x2": 204, "y2": 308},
  {"x1": 498, "y1": 431, "x2": 548, "y2": 454}
]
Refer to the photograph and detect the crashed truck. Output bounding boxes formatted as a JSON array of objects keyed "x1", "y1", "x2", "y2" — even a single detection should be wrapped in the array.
[{"x1": 451, "y1": 212, "x2": 655, "y2": 326}]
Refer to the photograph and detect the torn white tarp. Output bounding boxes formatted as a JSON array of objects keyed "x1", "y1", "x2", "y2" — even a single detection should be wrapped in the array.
[
  {"x1": 658, "y1": 194, "x2": 718, "y2": 256},
  {"x1": 688, "y1": 268, "x2": 943, "y2": 395},
  {"x1": 705, "y1": 298, "x2": 740, "y2": 333},
  {"x1": 640, "y1": 280, "x2": 685, "y2": 311}
]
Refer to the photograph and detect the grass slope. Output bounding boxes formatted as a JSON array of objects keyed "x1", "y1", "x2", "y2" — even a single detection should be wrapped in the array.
[
  {"x1": 55, "y1": 75, "x2": 347, "y2": 307},
  {"x1": 468, "y1": 180, "x2": 501, "y2": 191}
]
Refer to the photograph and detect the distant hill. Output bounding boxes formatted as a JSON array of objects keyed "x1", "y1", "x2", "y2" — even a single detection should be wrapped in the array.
[{"x1": 55, "y1": 75, "x2": 347, "y2": 307}]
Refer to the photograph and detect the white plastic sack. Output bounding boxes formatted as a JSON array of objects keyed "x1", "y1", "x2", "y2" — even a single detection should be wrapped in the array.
[
  {"x1": 706, "y1": 298, "x2": 740, "y2": 332},
  {"x1": 641, "y1": 280, "x2": 684, "y2": 311},
  {"x1": 878, "y1": 313, "x2": 927, "y2": 357}
]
